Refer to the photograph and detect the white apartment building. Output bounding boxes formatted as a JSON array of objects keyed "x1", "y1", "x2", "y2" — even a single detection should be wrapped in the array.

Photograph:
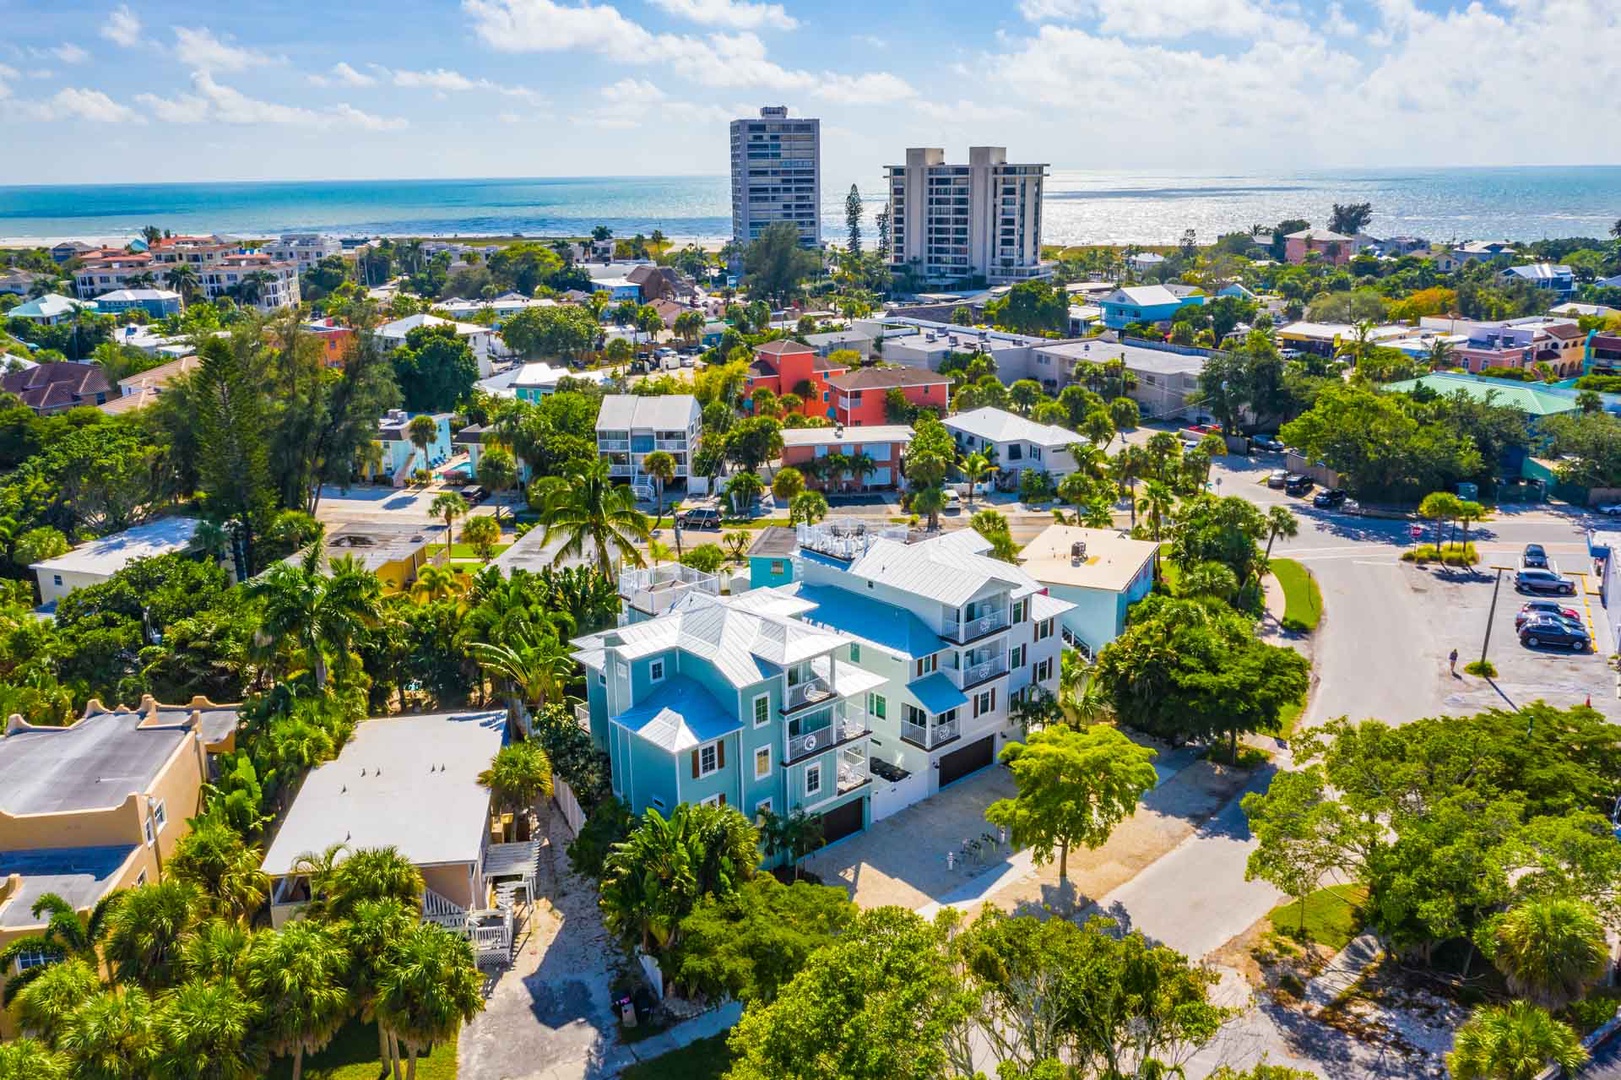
[
  {"x1": 200, "y1": 254, "x2": 301, "y2": 311},
  {"x1": 594, "y1": 394, "x2": 703, "y2": 498},
  {"x1": 730, "y1": 105, "x2": 820, "y2": 253},
  {"x1": 887, "y1": 147, "x2": 1047, "y2": 285},
  {"x1": 262, "y1": 234, "x2": 342, "y2": 268}
]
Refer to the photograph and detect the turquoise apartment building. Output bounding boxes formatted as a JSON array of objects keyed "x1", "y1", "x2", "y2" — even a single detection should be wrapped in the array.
[{"x1": 572, "y1": 524, "x2": 1072, "y2": 851}]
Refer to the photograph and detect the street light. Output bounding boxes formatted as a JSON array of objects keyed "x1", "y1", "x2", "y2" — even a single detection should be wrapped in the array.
[{"x1": 1478, "y1": 564, "x2": 1516, "y2": 675}]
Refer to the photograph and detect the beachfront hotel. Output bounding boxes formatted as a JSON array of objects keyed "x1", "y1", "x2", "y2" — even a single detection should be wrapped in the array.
[{"x1": 729, "y1": 105, "x2": 821, "y2": 254}]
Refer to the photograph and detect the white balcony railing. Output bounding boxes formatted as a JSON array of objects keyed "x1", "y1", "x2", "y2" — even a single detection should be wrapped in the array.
[
  {"x1": 618, "y1": 563, "x2": 720, "y2": 616},
  {"x1": 573, "y1": 702, "x2": 591, "y2": 731},
  {"x1": 948, "y1": 607, "x2": 1010, "y2": 643},
  {"x1": 784, "y1": 675, "x2": 836, "y2": 712},
  {"x1": 785, "y1": 704, "x2": 868, "y2": 763},
  {"x1": 837, "y1": 746, "x2": 870, "y2": 793},
  {"x1": 598, "y1": 439, "x2": 631, "y2": 451},
  {"x1": 948, "y1": 653, "x2": 1009, "y2": 690},
  {"x1": 901, "y1": 714, "x2": 961, "y2": 749}
]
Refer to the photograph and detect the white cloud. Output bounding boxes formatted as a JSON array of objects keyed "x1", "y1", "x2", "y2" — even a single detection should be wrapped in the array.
[
  {"x1": 1324, "y1": 2, "x2": 1359, "y2": 37},
  {"x1": 101, "y1": 6, "x2": 143, "y2": 48},
  {"x1": 647, "y1": 0, "x2": 797, "y2": 31},
  {"x1": 581, "y1": 76, "x2": 731, "y2": 128},
  {"x1": 378, "y1": 65, "x2": 543, "y2": 102},
  {"x1": 137, "y1": 72, "x2": 405, "y2": 129},
  {"x1": 309, "y1": 61, "x2": 376, "y2": 87},
  {"x1": 464, "y1": 0, "x2": 910, "y2": 101},
  {"x1": 25, "y1": 87, "x2": 143, "y2": 123},
  {"x1": 52, "y1": 44, "x2": 90, "y2": 64},
  {"x1": 915, "y1": 99, "x2": 1027, "y2": 123},
  {"x1": 173, "y1": 27, "x2": 274, "y2": 72},
  {"x1": 1018, "y1": 0, "x2": 1305, "y2": 42}
]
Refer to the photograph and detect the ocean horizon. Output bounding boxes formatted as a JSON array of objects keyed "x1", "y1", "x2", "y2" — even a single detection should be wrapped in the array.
[{"x1": 2, "y1": 166, "x2": 1618, "y2": 248}]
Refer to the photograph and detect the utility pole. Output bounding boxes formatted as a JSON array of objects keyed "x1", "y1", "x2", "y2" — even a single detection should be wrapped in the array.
[{"x1": 1479, "y1": 565, "x2": 1514, "y2": 671}]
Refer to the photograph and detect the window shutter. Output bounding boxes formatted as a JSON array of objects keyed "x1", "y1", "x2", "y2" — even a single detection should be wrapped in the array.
[
  {"x1": 691, "y1": 750, "x2": 700, "y2": 779},
  {"x1": 717, "y1": 740, "x2": 726, "y2": 769},
  {"x1": 719, "y1": 792, "x2": 727, "y2": 806}
]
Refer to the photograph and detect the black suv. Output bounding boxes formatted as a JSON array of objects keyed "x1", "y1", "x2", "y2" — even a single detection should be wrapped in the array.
[
  {"x1": 676, "y1": 506, "x2": 722, "y2": 530},
  {"x1": 1313, "y1": 489, "x2": 1347, "y2": 509},
  {"x1": 1284, "y1": 474, "x2": 1313, "y2": 496}
]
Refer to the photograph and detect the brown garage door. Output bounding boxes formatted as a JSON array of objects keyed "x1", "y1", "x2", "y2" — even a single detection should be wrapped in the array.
[
  {"x1": 938, "y1": 736, "x2": 995, "y2": 787},
  {"x1": 817, "y1": 797, "x2": 865, "y2": 844}
]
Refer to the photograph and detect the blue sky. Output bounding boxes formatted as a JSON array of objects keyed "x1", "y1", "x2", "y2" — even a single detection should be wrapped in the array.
[{"x1": 2, "y1": 0, "x2": 1619, "y2": 185}]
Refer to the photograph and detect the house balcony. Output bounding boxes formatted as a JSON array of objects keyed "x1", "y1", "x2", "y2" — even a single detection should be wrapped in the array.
[
  {"x1": 836, "y1": 745, "x2": 871, "y2": 794},
  {"x1": 948, "y1": 652, "x2": 1009, "y2": 691},
  {"x1": 784, "y1": 699, "x2": 869, "y2": 763},
  {"x1": 946, "y1": 607, "x2": 1010, "y2": 644},
  {"x1": 655, "y1": 438, "x2": 687, "y2": 450},
  {"x1": 598, "y1": 438, "x2": 631, "y2": 451},
  {"x1": 618, "y1": 563, "x2": 719, "y2": 618},
  {"x1": 900, "y1": 714, "x2": 961, "y2": 750}
]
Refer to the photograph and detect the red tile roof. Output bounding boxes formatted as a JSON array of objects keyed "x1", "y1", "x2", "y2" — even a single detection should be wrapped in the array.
[
  {"x1": 2, "y1": 362, "x2": 112, "y2": 413},
  {"x1": 824, "y1": 367, "x2": 952, "y2": 391}
]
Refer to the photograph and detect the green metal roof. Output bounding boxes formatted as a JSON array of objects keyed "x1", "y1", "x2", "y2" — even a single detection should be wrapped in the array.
[{"x1": 1384, "y1": 373, "x2": 1578, "y2": 417}]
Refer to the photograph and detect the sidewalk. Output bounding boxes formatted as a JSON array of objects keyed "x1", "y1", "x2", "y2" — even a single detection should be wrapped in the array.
[{"x1": 597, "y1": 1002, "x2": 742, "y2": 1079}]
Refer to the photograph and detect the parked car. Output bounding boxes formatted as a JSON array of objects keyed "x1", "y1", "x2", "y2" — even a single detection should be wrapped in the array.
[
  {"x1": 943, "y1": 488, "x2": 962, "y2": 513},
  {"x1": 1251, "y1": 434, "x2": 1285, "y2": 452},
  {"x1": 1515, "y1": 568, "x2": 1577, "y2": 596},
  {"x1": 1519, "y1": 617, "x2": 1590, "y2": 651},
  {"x1": 459, "y1": 484, "x2": 488, "y2": 504},
  {"x1": 675, "y1": 506, "x2": 721, "y2": 529},
  {"x1": 1595, "y1": 504, "x2": 1621, "y2": 517},
  {"x1": 1284, "y1": 474, "x2": 1313, "y2": 496},
  {"x1": 1516, "y1": 600, "x2": 1582, "y2": 629},
  {"x1": 1313, "y1": 489, "x2": 1347, "y2": 509},
  {"x1": 1266, "y1": 469, "x2": 1289, "y2": 489},
  {"x1": 1521, "y1": 543, "x2": 1549, "y2": 569}
]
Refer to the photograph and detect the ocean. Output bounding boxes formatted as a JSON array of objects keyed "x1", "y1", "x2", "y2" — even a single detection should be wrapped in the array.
[{"x1": 1, "y1": 167, "x2": 1618, "y2": 247}]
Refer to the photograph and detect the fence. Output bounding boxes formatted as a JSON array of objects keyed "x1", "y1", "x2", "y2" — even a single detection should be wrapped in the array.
[{"x1": 553, "y1": 776, "x2": 585, "y2": 836}]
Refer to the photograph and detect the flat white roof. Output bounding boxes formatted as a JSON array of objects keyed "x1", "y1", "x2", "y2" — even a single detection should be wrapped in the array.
[
  {"x1": 32, "y1": 517, "x2": 201, "y2": 578},
  {"x1": 260, "y1": 711, "x2": 506, "y2": 877},
  {"x1": 1018, "y1": 524, "x2": 1160, "y2": 593},
  {"x1": 781, "y1": 425, "x2": 914, "y2": 448}
]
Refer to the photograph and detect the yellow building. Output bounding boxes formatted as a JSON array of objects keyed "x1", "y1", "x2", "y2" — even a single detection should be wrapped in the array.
[
  {"x1": 0, "y1": 698, "x2": 230, "y2": 1034},
  {"x1": 300, "y1": 521, "x2": 449, "y2": 593}
]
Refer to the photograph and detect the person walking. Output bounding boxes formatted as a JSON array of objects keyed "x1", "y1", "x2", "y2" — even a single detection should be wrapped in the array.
[{"x1": 1449, "y1": 648, "x2": 1459, "y2": 676}]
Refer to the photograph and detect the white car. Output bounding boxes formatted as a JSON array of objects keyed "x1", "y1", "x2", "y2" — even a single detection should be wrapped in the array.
[{"x1": 1595, "y1": 504, "x2": 1621, "y2": 517}]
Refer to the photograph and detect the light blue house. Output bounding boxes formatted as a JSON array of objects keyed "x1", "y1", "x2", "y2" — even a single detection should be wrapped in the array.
[
  {"x1": 573, "y1": 527, "x2": 1073, "y2": 849},
  {"x1": 376, "y1": 409, "x2": 453, "y2": 485},
  {"x1": 1502, "y1": 263, "x2": 1574, "y2": 301},
  {"x1": 92, "y1": 289, "x2": 182, "y2": 318},
  {"x1": 746, "y1": 527, "x2": 799, "y2": 590},
  {"x1": 1099, "y1": 284, "x2": 1205, "y2": 330},
  {"x1": 1015, "y1": 524, "x2": 1158, "y2": 657}
]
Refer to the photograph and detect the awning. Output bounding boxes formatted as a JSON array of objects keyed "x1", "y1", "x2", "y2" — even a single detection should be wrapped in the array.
[{"x1": 909, "y1": 672, "x2": 969, "y2": 716}]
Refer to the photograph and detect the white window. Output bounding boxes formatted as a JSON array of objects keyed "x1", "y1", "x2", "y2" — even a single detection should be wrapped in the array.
[
  {"x1": 916, "y1": 654, "x2": 937, "y2": 678},
  {"x1": 135, "y1": 869, "x2": 147, "y2": 887},
  {"x1": 805, "y1": 763, "x2": 823, "y2": 797},
  {"x1": 14, "y1": 948, "x2": 50, "y2": 972},
  {"x1": 753, "y1": 694, "x2": 770, "y2": 727},
  {"x1": 144, "y1": 815, "x2": 155, "y2": 846},
  {"x1": 1010, "y1": 644, "x2": 1025, "y2": 670},
  {"x1": 974, "y1": 688, "x2": 997, "y2": 718},
  {"x1": 699, "y1": 742, "x2": 720, "y2": 777},
  {"x1": 755, "y1": 798, "x2": 774, "y2": 822},
  {"x1": 151, "y1": 800, "x2": 167, "y2": 835},
  {"x1": 754, "y1": 745, "x2": 772, "y2": 779},
  {"x1": 700, "y1": 793, "x2": 724, "y2": 808},
  {"x1": 53, "y1": 574, "x2": 62, "y2": 587},
  {"x1": 1012, "y1": 599, "x2": 1027, "y2": 623},
  {"x1": 868, "y1": 692, "x2": 887, "y2": 720},
  {"x1": 650, "y1": 658, "x2": 665, "y2": 683}
]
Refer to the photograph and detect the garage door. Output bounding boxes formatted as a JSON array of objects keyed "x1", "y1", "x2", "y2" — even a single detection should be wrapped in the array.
[
  {"x1": 817, "y1": 797, "x2": 866, "y2": 845},
  {"x1": 938, "y1": 736, "x2": 995, "y2": 787}
]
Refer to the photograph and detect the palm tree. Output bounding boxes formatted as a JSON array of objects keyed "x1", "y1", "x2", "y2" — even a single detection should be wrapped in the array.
[
  {"x1": 326, "y1": 847, "x2": 425, "y2": 920},
  {"x1": 470, "y1": 623, "x2": 575, "y2": 720},
  {"x1": 179, "y1": 920, "x2": 254, "y2": 984},
  {"x1": 1485, "y1": 898, "x2": 1609, "y2": 1011},
  {"x1": 848, "y1": 452, "x2": 877, "y2": 493},
  {"x1": 410, "y1": 564, "x2": 465, "y2": 605},
  {"x1": 1111, "y1": 444, "x2": 1146, "y2": 528},
  {"x1": 758, "y1": 808, "x2": 824, "y2": 881},
  {"x1": 641, "y1": 449, "x2": 677, "y2": 528},
  {"x1": 1457, "y1": 500, "x2": 1486, "y2": 562},
  {"x1": 459, "y1": 514, "x2": 503, "y2": 563},
  {"x1": 1426, "y1": 337, "x2": 1455, "y2": 371},
  {"x1": 57, "y1": 986, "x2": 164, "y2": 1080},
  {"x1": 11, "y1": 958, "x2": 100, "y2": 1043},
  {"x1": 244, "y1": 554, "x2": 382, "y2": 689},
  {"x1": 1058, "y1": 649, "x2": 1111, "y2": 728},
  {"x1": 1263, "y1": 505, "x2": 1299, "y2": 560},
  {"x1": 406, "y1": 415, "x2": 438, "y2": 480},
  {"x1": 534, "y1": 459, "x2": 651, "y2": 575},
  {"x1": 599, "y1": 803, "x2": 758, "y2": 953},
  {"x1": 232, "y1": 270, "x2": 276, "y2": 309},
  {"x1": 157, "y1": 978, "x2": 267, "y2": 1080},
  {"x1": 245, "y1": 921, "x2": 352, "y2": 1080},
  {"x1": 0, "y1": 1038, "x2": 69, "y2": 1079},
  {"x1": 375, "y1": 925, "x2": 485, "y2": 1080},
  {"x1": 1136, "y1": 480, "x2": 1174, "y2": 541},
  {"x1": 912, "y1": 485, "x2": 947, "y2": 531},
  {"x1": 164, "y1": 264, "x2": 199, "y2": 306},
  {"x1": 961, "y1": 452, "x2": 993, "y2": 510},
  {"x1": 1144, "y1": 432, "x2": 1181, "y2": 483},
  {"x1": 821, "y1": 453, "x2": 852, "y2": 496},
  {"x1": 789, "y1": 490, "x2": 828, "y2": 526},
  {"x1": 479, "y1": 742, "x2": 554, "y2": 841},
  {"x1": 1447, "y1": 1001, "x2": 1586, "y2": 1080},
  {"x1": 0, "y1": 892, "x2": 121, "y2": 1006},
  {"x1": 103, "y1": 880, "x2": 198, "y2": 990},
  {"x1": 428, "y1": 491, "x2": 469, "y2": 560},
  {"x1": 723, "y1": 530, "x2": 750, "y2": 564},
  {"x1": 1418, "y1": 490, "x2": 1464, "y2": 561},
  {"x1": 724, "y1": 470, "x2": 766, "y2": 516},
  {"x1": 340, "y1": 898, "x2": 415, "y2": 1073}
]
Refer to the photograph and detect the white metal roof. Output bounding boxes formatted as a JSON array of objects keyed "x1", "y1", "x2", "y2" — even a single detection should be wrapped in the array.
[
  {"x1": 376, "y1": 313, "x2": 488, "y2": 340},
  {"x1": 1103, "y1": 285, "x2": 1187, "y2": 307},
  {"x1": 780, "y1": 425, "x2": 914, "y2": 448},
  {"x1": 32, "y1": 517, "x2": 201, "y2": 578},
  {"x1": 260, "y1": 711, "x2": 506, "y2": 877},
  {"x1": 595, "y1": 394, "x2": 700, "y2": 432},
  {"x1": 846, "y1": 531, "x2": 1043, "y2": 608},
  {"x1": 944, "y1": 407, "x2": 1079, "y2": 449}
]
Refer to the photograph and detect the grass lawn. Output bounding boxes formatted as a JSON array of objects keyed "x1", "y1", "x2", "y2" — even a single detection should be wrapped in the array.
[
  {"x1": 267, "y1": 1019, "x2": 457, "y2": 1080},
  {"x1": 1267, "y1": 884, "x2": 1368, "y2": 952},
  {"x1": 1272, "y1": 558, "x2": 1323, "y2": 632},
  {"x1": 450, "y1": 542, "x2": 511, "y2": 559},
  {"x1": 621, "y1": 1034, "x2": 734, "y2": 1080},
  {"x1": 1276, "y1": 693, "x2": 1306, "y2": 740}
]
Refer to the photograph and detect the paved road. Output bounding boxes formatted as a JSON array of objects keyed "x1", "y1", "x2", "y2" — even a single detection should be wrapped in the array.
[{"x1": 1082, "y1": 767, "x2": 1284, "y2": 961}]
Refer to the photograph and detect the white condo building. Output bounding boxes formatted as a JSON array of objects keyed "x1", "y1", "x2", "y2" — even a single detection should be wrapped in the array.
[
  {"x1": 730, "y1": 106, "x2": 821, "y2": 253},
  {"x1": 262, "y1": 234, "x2": 342, "y2": 268},
  {"x1": 887, "y1": 147, "x2": 1047, "y2": 285}
]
